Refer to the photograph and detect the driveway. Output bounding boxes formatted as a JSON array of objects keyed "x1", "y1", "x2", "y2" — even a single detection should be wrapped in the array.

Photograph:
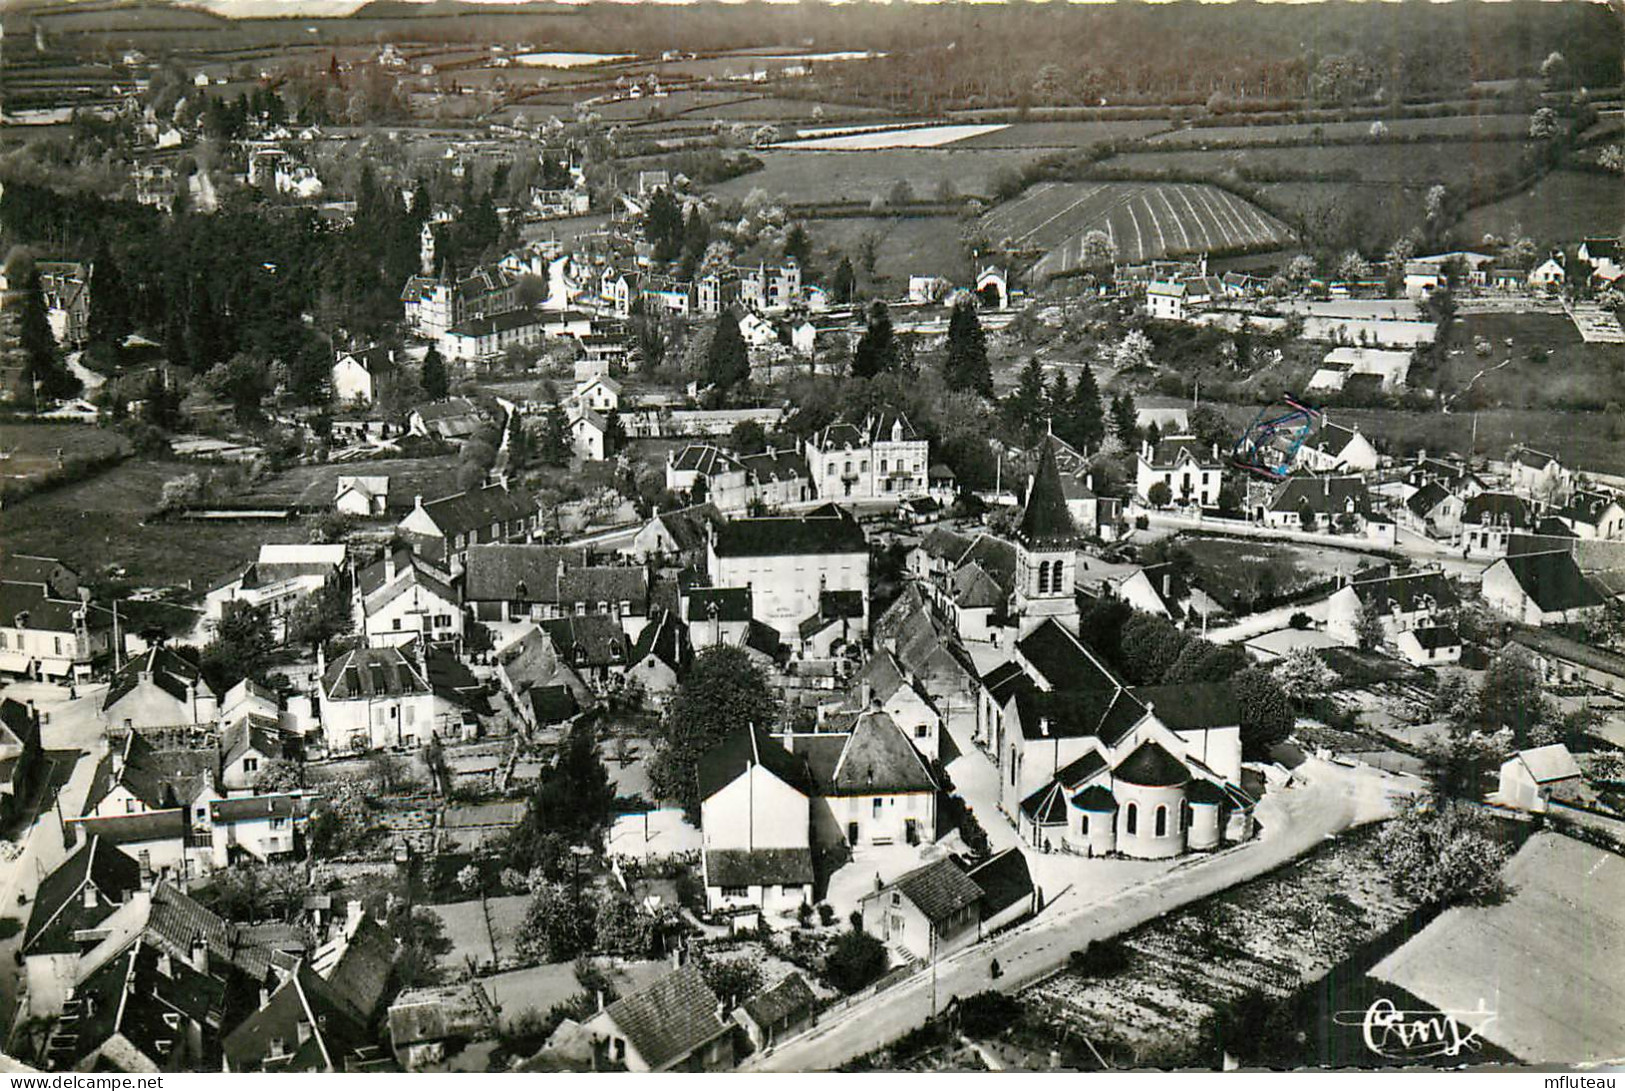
[{"x1": 744, "y1": 757, "x2": 1412, "y2": 1071}]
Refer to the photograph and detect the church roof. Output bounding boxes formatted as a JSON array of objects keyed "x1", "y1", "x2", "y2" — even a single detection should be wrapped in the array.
[{"x1": 1015, "y1": 438, "x2": 1077, "y2": 550}]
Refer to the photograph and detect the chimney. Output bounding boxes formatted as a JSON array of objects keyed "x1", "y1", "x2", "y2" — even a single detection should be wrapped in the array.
[
  {"x1": 157, "y1": 951, "x2": 173, "y2": 978},
  {"x1": 189, "y1": 935, "x2": 209, "y2": 974},
  {"x1": 1039, "y1": 716, "x2": 1051, "y2": 737},
  {"x1": 595, "y1": 989, "x2": 606, "y2": 1013},
  {"x1": 384, "y1": 550, "x2": 397, "y2": 584},
  {"x1": 1162, "y1": 572, "x2": 1172, "y2": 597},
  {"x1": 316, "y1": 644, "x2": 327, "y2": 683},
  {"x1": 296, "y1": 1021, "x2": 313, "y2": 1045},
  {"x1": 414, "y1": 494, "x2": 424, "y2": 511},
  {"x1": 860, "y1": 681, "x2": 873, "y2": 708},
  {"x1": 83, "y1": 885, "x2": 98, "y2": 909}
]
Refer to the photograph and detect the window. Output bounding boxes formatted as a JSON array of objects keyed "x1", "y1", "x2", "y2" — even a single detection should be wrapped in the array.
[
  {"x1": 872, "y1": 798, "x2": 883, "y2": 818},
  {"x1": 243, "y1": 757, "x2": 259, "y2": 774},
  {"x1": 392, "y1": 618, "x2": 402, "y2": 631},
  {"x1": 915, "y1": 724, "x2": 929, "y2": 739},
  {"x1": 890, "y1": 892, "x2": 902, "y2": 907},
  {"x1": 1125, "y1": 802, "x2": 1138, "y2": 835},
  {"x1": 126, "y1": 799, "x2": 138, "y2": 814},
  {"x1": 0, "y1": 633, "x2": 6, "y2": 649},
  {"x1": 270, "y1": 817, "x2": 287, "y2": 830},
  {"x1": 196, "y1": 806, "x2": 206, "y2": 821},
  {"x1": 1080, "y1": 814, "x2": 1089, "y2": 835},
  {"x1": 1154, "y1": 805, "x2": 1168, "y2": 837},
  {"x1": 54, "y1": 636, "x2": 63, "y2": 656},
  {"x1": 720, "y1": 886, "x2": 748, "y2": 899}
]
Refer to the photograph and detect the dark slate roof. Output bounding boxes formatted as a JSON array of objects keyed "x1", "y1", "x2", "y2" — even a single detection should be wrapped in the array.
[
  {"x1": 23, "y1": 836, "x2": 142, "y2": 955},
  {"x1": 1072, "y1": 783, "x2": 1119, "y2": 811},
  {"x1": 1020, "y1": 781, "x2": 1069, "y2": 825},
  {"x1": 1017, "y1": 619, "x2": 1122, "y2": 691},
  {"x1": 697, "y1": 724, "x2": 811, "y2": 799},
  {"x1": 0, "y1": 583, "x2": 114, "y2": 635},
  {"x1": 223, "y1": 963, "x2": 375, "y2": 1072},
  {"x1": 952, "y1": 563, "x2": 1007, "y2": 611},
  {"x1": 965, "y1": 847, "x2": 1035, "y2": 920},
  {"x1": 600, "y1": 965, "x2": 731, "y2": 1071},
  {"x1": 1186, "y1": 778, "x2": 1229, "y2": 806},
  {"x1": 73, "y1": 809, "x2": 188, "y2": 845},
  {"x1": 1560, "y1": 490, "x2": 1623, "y2": 527},
  {"x1": 321, "y1": 916, "x2": 401, "y2": 1023},
  {"x1": 1509, "y1": 444, "x2": 1557, "y2": 470},
  {"x1": 686, "y1": 587, "x2": 753, "y2": 623},
  {"x1": 463, "y1": 545, "x2": 648, "y2": 610},
  {"x1": 418, "y1": 481, "x2": 533, "y2": 539},
  {"x1": 959, "y1": 535, "x2": 1018, "y2": 593},
  {"x1": 631, "y1": 609, "x2": 691, "y2": 674},
  {"x1": 1054, "y1": 749, "x2": 1108, "y2": 789},
  {"x1": 1113, "y1": 739, "x2": 1190, "y2": 788},
  {"x1": 102, "y1": 645, "x2": 210, "y2": 713},
  {"x1": 1464, "y1": 492, "x2": 1532, "y2": 529},
  {"x1": 210, "y1": 794, "x2": 310, "y2": 823},
  {"x1": 1407, "y1": 625, "x2": 1461, "y2": 650},
  {"x1": 221, "y1": 721, "x2": 282, "y2": 769},
  {"x1": 1129, "y1": 683, "x2": 1240, "y2": 731},
  {"x1": 1269, "y1": 475, "x2": 1371, "y2": 517},
  {"x1": 810, "y1": 709, "x2": 936, "y2": 795},
  {"x1": 917, "y1": 526, "x2": 975, "y2": 563},
  {"x1": 738, "y1": 972, "x2": 816, "y2": 1029},
  {"x1": 538, "y1": 614, "x2": 631, "y2": 669},
  {"x1": 1016, "y1": 438, "x2": 1077, "y2": 550},
  {"x1": 981, "y1": 660, "x2": 1036, "y2": 704},
  {"x1": 1351, "y1": 569, "x2": 1459, "y2": 613},
  {"x1": 322, "y1": 647, "x2": 429, "y2": 701},
  {"x1": 703, "y1": 847, "x2": 815, "y2": 888},
  {"x1": 528, "y1": 684, "x2": 580, "y2": 725},
  {"x1": 1508, "y1": 627, "x2": 1625, "y2": 678},
  {"x1": 885, "y1": 858, "x2": 985, "y2": 924},
  {"x1": 711, "y1": 504, "x2": 866, "y2": 557},
  {"x1": 655, "y1": 504, "x2": 726, "y2": 554},
  {"x1": 669, "y1": 444, "x2": 743, "y2": 476},
  {"x1": 0, "y1": 698, "x2": 37, "y2": 752},
  {"x1": 63, "y1": 940, "x2": 226, "y2": 1071},
  {"x1": 1497, "y1": 551, "x2": 1607, "y2": 613},
  {"x1": 85, "y1": 730, "x2": 219, "y2": 814},
  {"x1": 1012, "y1": 688, "x2": 1144, "y2": 746},
  {"x1": 743, "y1": 620, "x2": 782, "y2": 658},
  {"x1": 1143, "y1": 435, "x2": 1222, "y2": 470},
  {"x1": 1406, "y1": 481, "x2": 1454, "y2": 517},
  {"x1": 740, "y1": 448, "x2": 811, "y2": 483}
]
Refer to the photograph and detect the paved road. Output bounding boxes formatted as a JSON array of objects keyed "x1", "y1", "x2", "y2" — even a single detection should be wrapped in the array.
[{"x1": 745, "y1": 757, "x2": 1413, "y2": 1072}]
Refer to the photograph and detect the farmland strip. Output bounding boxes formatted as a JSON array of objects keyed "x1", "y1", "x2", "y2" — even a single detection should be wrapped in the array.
[
  {"x1": 1229, "y1": 189, "x2": 1284, "y2": 245},
  {"x1": 1015, "y1": 183, "x2": 1107, "y2": 247},
  {"x1": 1137, "y1": 194, "x2": 1169, "y2": 259},
  {"x1": 1122, "y1": 200, "x2": 1149, "y2": 262},
  {"x1": 1155, "y1": 186, "x2": 1193, "y2": 253},
  {"x1": 1172, "y1": 186, "x2": 1219, "y2": 250},
  {"x1": 1195, "y1": 186, "x2": 1255, "y2": 248}
]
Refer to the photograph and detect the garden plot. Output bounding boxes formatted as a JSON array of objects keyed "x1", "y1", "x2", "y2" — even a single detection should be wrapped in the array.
[
  {"x1": 775, "y1": 124, "x2": 1010, "y2": 150},
  {"x1": 1149, "y1": 113, "x2": 1532, "y2": 146},
  {"x1": 982, "y1": 181, "x2": 1293, "y2": 272},
  {"x1": 1017, "y1": 828, "x2": 1422, "y2": 1063}
]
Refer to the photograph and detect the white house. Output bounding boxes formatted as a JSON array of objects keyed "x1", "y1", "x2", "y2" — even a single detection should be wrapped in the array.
[
  {"x1": 1529, "y1": 255, "x2": 1566, "y2": 292},
  {"x1": 569, "y1": 408, "x2": 610, "y2": 461},
  {"x1": 335, "y1": 475, "x2": 390, "y2": 517},
  {"x1": 203, "y1": 544, "x2": 347, "y2": 643},
  {"x1": 1296, "y1": 421, "x2": 1381, "y2": 473},
  {"x1": 1325, "y1": 567, "x2": 1458, "y2": 645},
  {"x1": 708, "y1": 504, "x2": 869, "y2": 630},
  {"x1": 1497, "y1": 744, "x2": 1582, "y2": 813},
  {"x1": 1136, "y1": 435, "x2": 1225, "y2": 508},
  {"x1": 1481, "y1": 551, "x2": 1609, "y2": 627},
  {"x1": 1394, "y1": 625, "x2": 1462, "y2": 667},
  {"x1": 698, "y1": 725, "x2": 814, "y2": 915},
  {"x1": 354, "y1": 548, "x2": 463, "y2": 649},
  {"x1": 317, "y1": 646, "x2": 437, "y2": 753},
  {"x1": 804, "y1": 408, "x2": 930, "y2": 502},
  {"x1": 331, "y1": 347, "x2": 398, "y2": 406},
  {"x1": 574, "y1": 375, "x2": 622, "y2": 414}
]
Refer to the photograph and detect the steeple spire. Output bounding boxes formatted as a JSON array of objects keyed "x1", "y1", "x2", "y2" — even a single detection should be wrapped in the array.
[{"x1": 1016, "y1": 437, "x2": 1077, "y2": 550}]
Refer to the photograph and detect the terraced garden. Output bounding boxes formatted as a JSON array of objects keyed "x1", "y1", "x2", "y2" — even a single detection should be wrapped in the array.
[{"x1": 981, "y1": 180, "x2": 1293, "y2": 273}]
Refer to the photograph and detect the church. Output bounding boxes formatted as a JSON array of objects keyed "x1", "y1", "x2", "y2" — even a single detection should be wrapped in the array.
[{"x1": 972, "y1": 441, "x2": 1256, "y2": 859}]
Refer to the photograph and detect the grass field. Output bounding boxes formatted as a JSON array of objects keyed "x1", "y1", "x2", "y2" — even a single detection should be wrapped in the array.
[
  {"x1": 0, "y1": 459, "x2": 311, "y2": 594},
  {"x1": 704, "y1": 146, "x2": 1047, "y2": 204},
  {"x1": 949, "y1": 119, "x2": 1171, "y2": 149},
  {"x1": 1252, "y1": 180, "x2": 1433, "y2": 254},
  {"x1": 982, "y1": 180, "x2": 1293, "y2": 273},
  {"x1": 0, "y1": 424, "x2": 128, "y2": 484},
  {"x1": 1149, "y1": 113, "x2": 1532, "y2": 146},
  {"x1": 238, "y1": 456, "x2": 467, "y2": 510},
  {"x1": 1104, "y1": 140, "x2": 1533, "y2": 189},
  {"x1": 1181, "y1": 536, "x2": 1355, "y2": 609},
  {"x1": 804, "y1": 214, "x2": 971, "y2": 285},
  {"x1": 1431, "y1": 311, "x2": 1625, "y2": 413},
  {"x1": 778, "y1": 124, "x2": 1010, "y2": 150},
  {"x1": 1455, "y1": 169, "x2": 1625, "y2": 246}
]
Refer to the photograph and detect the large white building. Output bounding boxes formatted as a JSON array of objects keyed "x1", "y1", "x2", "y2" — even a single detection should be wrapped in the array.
[
  {"x1": 1136, "y1": 435, "x2": 1225, "y2": 508},
  {"x1": 803, "y1": 409, "x2": 929, "y2": 502},
  {"x1": 707, "y1": 504, "x2": 869, "y2": 631}
]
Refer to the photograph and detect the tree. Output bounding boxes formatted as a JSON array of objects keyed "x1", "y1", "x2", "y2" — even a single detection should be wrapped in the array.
[
  {"x1": 832, "y1": 257, "x2": 856, "y2": 305},
  {"x1": 199, "y1": 601, "x2": 275, "y2": 692},
  {"x1": 730, "y1": 419, "x2": 768, "y2": 455},
  {"x1": 1540, "y1": 50, "x2": 1569, "y2": 90},
  {"x1": 1061, "y1": 363, "x2": 1106, "y2": 452},
  {"x1": 1529, "y1": 107, "x2": 1559, "y2": 140},
  {"x1": 1112, "y1": 330, "x2": 1154, "y2": 372},
  {"x1": 1109, "y1": 392, "x2": 1139, "y2": 445},
  {"x1": 420, "y1": 346, "x2": 449, "y2": 399},
  {"x1": 1354, "y1": 596, "x2": 1387, "y2": 651},
  {"x1": 1271, "y1": 647, "x2": 1337, "y2": 705},
  {"x1": 1147, "y1": 480, "x2": 1172, "y2": 509},
  {"x1": 206, "y1": 353, "x2": 270, "y2": 423},
  {"x1": 957, "y1": 992, "x2": 1024, "y2": 1039},
  {"x1": 603, "y1": 408, "x2": 627, "y2": 455},
  {"x1": 1297, "y1": 500, "x2": 1317, "y2": 533},
  {"x1": 1472, "y1": 647, "x2": 1551, "y2": 746},
  {"x1": 88, "y1": 240, "x2": 132, "y2": 350},
  {"x1": 942, "y1": 296, "x2": 992, "y2": 396},
  {"x1": 1232, "y1": 668, "x2": 1294, "y2": 760},
  {"x1": 825, "y1": 928, "x2": 888, "y2": 993},
  {"x1": 516, "y1": 881, "x2": 595, "y2": 963},
  {"x1": 705, "y1": 310, "x2": 750, "y2": 391},
  {"x1": 595, "y1": 896, "x2": 657, "y2": 958},
  {"x1": 783, "y1": 222, "x2": 812, "y2": 267},
  {"x1": 253, "y1": 757, "x2": 305, "y2": 793},
  {"x1": 1286, "y1": 253, "x2": 1318, "y2": 284},
  {"x1": 517, "y1": 719, "x2": 615, "y2": 855},
  {"x1": 851, "y1": 301, "x2": 901, "y2": 379},
  {"x1": 13, "y1": 261, "x2": 77, "y2": 403},
  {"x1": 649, "y1": 646, "x2": 779, "y2": 818},
  {"x1": 1375, "y1": 799, "x2": 1510, "y2": 907},
  {"x1": 1120, "y1": 614, "x2": 1189, "y2": 685},
  {"x1": 540, "y1": 403, "x2": 572, "y2": 467},
  {"x1": 697, "y1": 956, "x2": 765, "y2": 1009},
  {"x1": 632, "y1": 313, "x2": 667, "y2": 374},
  {"x1": 1005, "y1": 357, "x2": 1048, "y2": 439},
  {"x1": 1078, "y1": 230, "x2": 1117, "y2": 276}
]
